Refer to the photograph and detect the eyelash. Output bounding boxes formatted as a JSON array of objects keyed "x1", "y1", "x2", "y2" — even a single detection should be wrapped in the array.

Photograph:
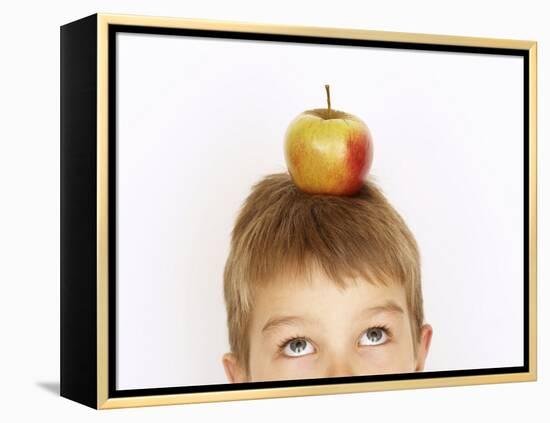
[
  {"x1": 368, "y1": 324, "x2": 393, "y2": 340},
  {"x1": 277, "y1": 334, "x2": 310, "y2": 352},
  {"x1": 276, "y1": 325, "x2": 393, "y2": 353}
]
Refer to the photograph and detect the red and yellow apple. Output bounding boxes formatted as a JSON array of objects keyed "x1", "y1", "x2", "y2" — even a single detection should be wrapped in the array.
[{"x1": 284, "y1": 85, "x2": 373, "y2": 196}]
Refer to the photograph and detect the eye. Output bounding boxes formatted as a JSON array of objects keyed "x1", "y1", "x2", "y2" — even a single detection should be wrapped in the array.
[
  {"x1": 358, "y1": 327, "x2": 390, "y2": 346},
  {"x1": 280, "y1": 338, "x2": 315, "y2": 357}
]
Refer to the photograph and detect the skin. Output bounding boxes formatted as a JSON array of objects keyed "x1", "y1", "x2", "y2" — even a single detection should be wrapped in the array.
[{"x1": 222, "y1": 265, "x2": 433, "y2": 383}]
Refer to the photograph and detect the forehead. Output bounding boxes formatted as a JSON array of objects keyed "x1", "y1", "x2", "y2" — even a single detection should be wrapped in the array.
[{"x1": 249, "y1": 265, "x2": 409, "y2": 331}]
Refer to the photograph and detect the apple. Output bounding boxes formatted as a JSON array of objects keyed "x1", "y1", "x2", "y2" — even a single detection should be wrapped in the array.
[{"x1": 284, "y1": 85, "x2": 373, "y2": 196}]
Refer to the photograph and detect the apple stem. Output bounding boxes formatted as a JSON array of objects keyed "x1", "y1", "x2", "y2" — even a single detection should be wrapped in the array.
[{"x1": 325, "y1": 84, "x2": 331, "y2": 116}]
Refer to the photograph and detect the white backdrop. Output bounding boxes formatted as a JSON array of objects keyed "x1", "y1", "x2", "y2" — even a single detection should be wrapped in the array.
[
  {"x1": 116, "y1": 31, "x2": 524, "y2": 389},
  {"x1": 1, "y1": 0, "x2": 547, "y2": 422}
]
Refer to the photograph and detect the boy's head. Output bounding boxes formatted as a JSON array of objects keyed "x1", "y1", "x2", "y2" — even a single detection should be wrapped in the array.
[{"x1": 222, "y1": 172, "x2": 432, "y2": 383}]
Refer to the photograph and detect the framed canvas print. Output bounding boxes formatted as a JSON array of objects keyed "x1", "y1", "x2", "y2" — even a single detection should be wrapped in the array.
[{"x1": 60, "y1": 12, "x2": 538, "y2": 409}]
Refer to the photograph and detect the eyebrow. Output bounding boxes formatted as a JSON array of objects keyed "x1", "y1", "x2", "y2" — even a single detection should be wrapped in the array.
[
  {"x1": 261, "y1": 300, "x2": 405, "y2": 334},
  {"x1": 357, "y1": 300, "x2": 405, "y2": 318},
  {"x1": 261, "y1": 315, "x2": 310, "y2": 334}
]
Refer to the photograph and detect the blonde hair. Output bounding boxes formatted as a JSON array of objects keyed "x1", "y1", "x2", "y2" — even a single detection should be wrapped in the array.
[{"x1": 223, "y1": 172, "x2": 423, "y2": 373}]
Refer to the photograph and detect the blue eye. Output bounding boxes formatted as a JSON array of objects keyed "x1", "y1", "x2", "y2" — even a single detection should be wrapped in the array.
[
  {"x1": 359, "y1": 327, "x2": 389, "y2": 346},
  {"x1": 281, "y1": 338, "x2": 315, "y2": 357}
]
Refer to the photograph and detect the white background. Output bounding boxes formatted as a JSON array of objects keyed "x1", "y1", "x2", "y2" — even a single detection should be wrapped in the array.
[
  {"x1": 0, "y1": 0, "x2": 547, "y2": 421},
  {"x1": 116, "y1": 31, "x2": 524, "y2": 389}
]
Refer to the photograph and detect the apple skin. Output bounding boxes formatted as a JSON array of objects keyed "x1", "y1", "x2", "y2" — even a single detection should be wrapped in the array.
[{"x1": 284, "y1": 108, "x2": 373, "y2": 196}]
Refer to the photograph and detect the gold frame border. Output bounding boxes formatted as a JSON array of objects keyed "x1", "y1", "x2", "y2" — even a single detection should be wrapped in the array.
[{"x1": 95, "y1": 12, "x2": 538, "y2": 410}]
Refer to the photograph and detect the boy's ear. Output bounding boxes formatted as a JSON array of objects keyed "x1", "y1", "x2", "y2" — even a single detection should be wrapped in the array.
[
  {"x1": 222, "y1": 352, "x2": 248, "y2": 383},
  {"x1": 415, "y1": 324, "x2": 433, "y2": 371}
]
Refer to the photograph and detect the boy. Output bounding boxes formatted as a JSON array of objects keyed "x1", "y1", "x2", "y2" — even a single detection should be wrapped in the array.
[{"x1": 222, "y1": 172, "x2": 432, "y2": 382}]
